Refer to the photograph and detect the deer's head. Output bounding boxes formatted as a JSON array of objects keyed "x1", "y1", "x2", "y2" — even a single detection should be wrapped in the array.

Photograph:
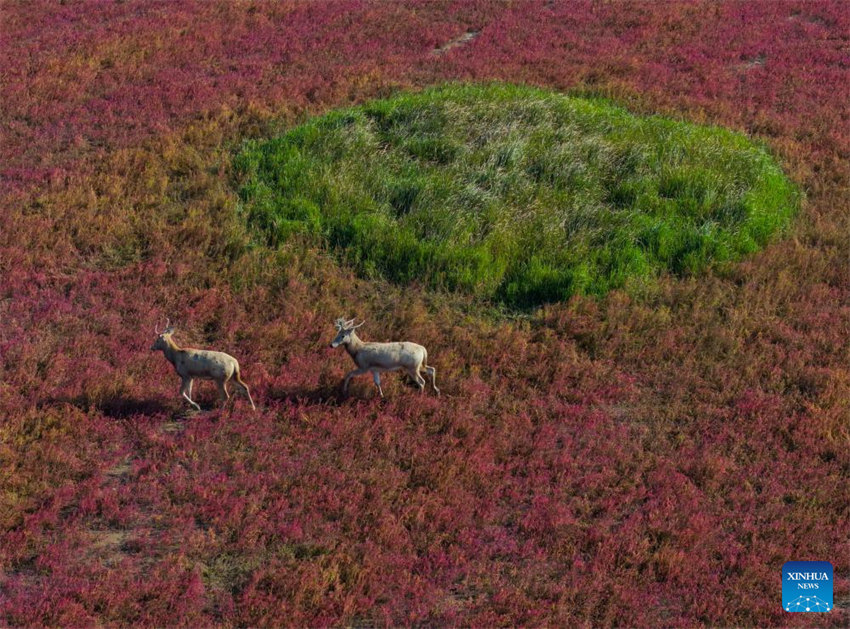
[
  {"x1": 151, "y1": 318, "x2": 176, "y2": 351},
  {"x1": 331, "y1": 317, "x2": 364, "y2": 348}
]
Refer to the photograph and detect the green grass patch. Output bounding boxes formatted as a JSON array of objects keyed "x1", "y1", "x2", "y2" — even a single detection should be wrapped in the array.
[{"x1": 234, "y1": 83, "x2": 798, "y2": 308}]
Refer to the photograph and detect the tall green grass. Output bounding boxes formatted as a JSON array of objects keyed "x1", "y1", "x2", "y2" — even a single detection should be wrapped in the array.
[{"x1": 234, "y1": 83, "x2": 798, "y2": 308}]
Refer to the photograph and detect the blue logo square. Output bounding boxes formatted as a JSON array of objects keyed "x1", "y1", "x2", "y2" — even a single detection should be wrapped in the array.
[{"x1": 783, "y1": 561, "x2": 833, "y2": 612}]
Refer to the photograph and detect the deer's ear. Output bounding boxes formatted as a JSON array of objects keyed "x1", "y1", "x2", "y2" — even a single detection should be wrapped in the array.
[{"x1": 164, "y1": 326, "x2": 175, "y2": 335}]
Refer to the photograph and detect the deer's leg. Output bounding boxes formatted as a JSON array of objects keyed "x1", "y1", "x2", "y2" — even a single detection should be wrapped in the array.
[
  {"x1": 244, "y1": 384, "x2": 256, "y2": 410},
  {"x1": 372, "y1": 370, "x2": 385, "y2": 398},
  {"x1": 343, "y1": 367, "x2": 369, "y2": 395},
  {"x1": 217, "y1": 378, "x2": 230, "y2": 408},
  {"x1": 234, "y1": 373, "x2": 256, "y2": 411},
  {"x1": 425, "y1": 365, "x2": 440, "y2": 395},
  {"x1": 181, "y1": 377, "x2": 201, "y2": 411},
  {"x1": 409, "y1": 367, "x2": 426, "y2": 393}
]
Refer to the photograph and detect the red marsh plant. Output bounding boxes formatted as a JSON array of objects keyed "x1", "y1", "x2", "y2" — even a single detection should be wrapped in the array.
[{"x1": 1, "y1": 1, "x2": 848, "y2": 627}]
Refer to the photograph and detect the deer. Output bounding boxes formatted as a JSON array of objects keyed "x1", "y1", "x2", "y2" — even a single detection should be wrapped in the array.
[
  {"x1": 330, "y1": 317, "x2": 439, "y2": 397},
  {"x1": 150, "y1": 319, "x2": 256, "y2": 411}
]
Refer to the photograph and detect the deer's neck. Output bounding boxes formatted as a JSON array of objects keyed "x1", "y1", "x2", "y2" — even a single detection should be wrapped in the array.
[
  {"x1": 161, "y1": 336, "x2": 183, "y2": 364},
  {"x1": 344, "y1": 331, "x2": 365, "y2": 359}
]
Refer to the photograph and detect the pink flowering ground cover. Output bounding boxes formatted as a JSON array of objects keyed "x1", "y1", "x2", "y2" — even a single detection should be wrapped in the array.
[{"x1": 1, "y1": 1, "x2": 848, "y2": 626}]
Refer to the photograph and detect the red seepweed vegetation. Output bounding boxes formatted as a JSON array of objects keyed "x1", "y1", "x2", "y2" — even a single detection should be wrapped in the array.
[{"x1": 1, "y1": 1, "x2": 848, "y2": 626}]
